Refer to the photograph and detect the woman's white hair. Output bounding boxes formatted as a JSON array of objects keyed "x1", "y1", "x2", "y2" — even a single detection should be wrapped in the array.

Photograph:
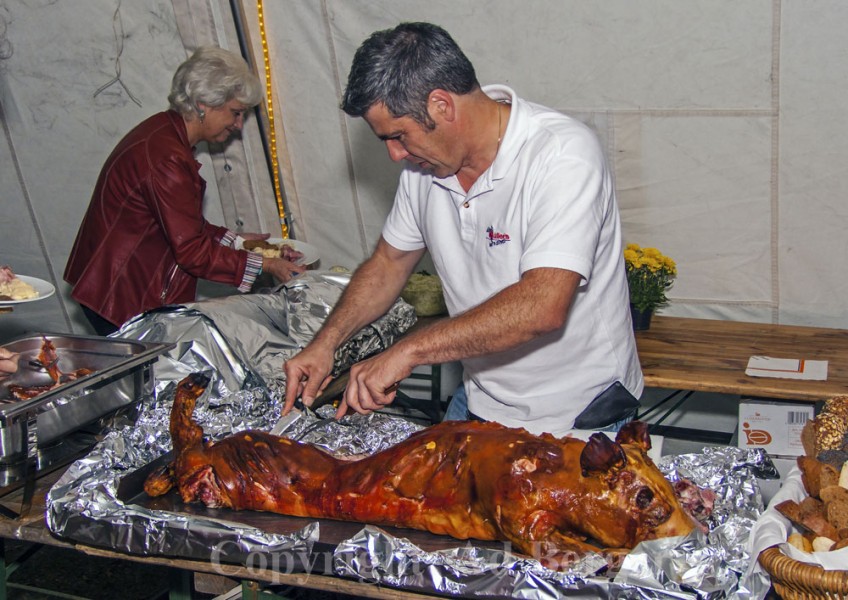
[{"x1": 168, "y1": 46, "x2": 262, "y2": 118}]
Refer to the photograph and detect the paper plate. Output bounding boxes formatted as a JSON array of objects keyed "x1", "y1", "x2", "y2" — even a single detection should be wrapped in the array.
[
  {"x1": 0, "y1": 275, "x2": 56, "y2": 305},
  {"x1": 237, "y1": 237, "x2": 320, "y2": 266}
]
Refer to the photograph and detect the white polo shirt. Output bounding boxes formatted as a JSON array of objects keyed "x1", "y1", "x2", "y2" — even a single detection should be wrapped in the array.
[{"x1": 382, "y1": 85, "x2": 643, "y2": 437}]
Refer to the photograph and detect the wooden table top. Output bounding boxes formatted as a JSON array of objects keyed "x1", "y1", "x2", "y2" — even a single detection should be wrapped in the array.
[{"x1": 636, "y1": 316, "x2": 848, "y2": 402}]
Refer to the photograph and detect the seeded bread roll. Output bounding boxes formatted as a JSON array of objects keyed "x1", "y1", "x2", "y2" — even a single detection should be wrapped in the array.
[
  {"x1": 802, "y1": 396, "x2": 848, "y2": 466},
  {"x1": 818, "y1": 412, "x2": 846, "y2": 452},
  {"x1": 825, "y1": 396, "x2": 848, "y2": 421}
]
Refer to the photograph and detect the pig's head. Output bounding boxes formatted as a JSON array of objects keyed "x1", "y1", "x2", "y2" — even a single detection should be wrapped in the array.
[{"x1": 577, "y1": 421, "x2": 696, "y2": 548}]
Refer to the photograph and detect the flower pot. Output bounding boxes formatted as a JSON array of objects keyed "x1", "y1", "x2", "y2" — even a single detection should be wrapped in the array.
[{"x1": 630, "y1": 305, "x2": 653, "y2": 331}]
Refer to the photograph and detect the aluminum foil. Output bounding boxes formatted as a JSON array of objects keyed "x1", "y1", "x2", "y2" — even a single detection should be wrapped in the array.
[
  {"x1": 112, "y1": 271, "x2": 416, "y2": 400},
  {"x1": 329, "y1": 446, "x2": 777, "y2": 599},
  {"x1": 281, "y1": 403, "x2": 424, "y2": 454},
  {"x1": 46, "y1": 272, "x2": 415, "y2": 569},
  {"x1": 46, "y1": 272, "x2": 773, "y2": 598},
  {"x1": 333, "y1": 526, "x2": 711, "y2": 599},
  {"x1": 46, "y1": 381, "x2": 318, "y2": 568},
  {"x1": 612, "y1": 446, "x2": 776, "y2": 599}
]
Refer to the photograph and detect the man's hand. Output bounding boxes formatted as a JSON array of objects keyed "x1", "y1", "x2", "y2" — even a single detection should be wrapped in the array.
[
  {"x1": 282, "y1": 343, "x2": 336, "y2": 415},
  {"x1": 336, "y1": 346, "x2": 410, "y2": 418}
]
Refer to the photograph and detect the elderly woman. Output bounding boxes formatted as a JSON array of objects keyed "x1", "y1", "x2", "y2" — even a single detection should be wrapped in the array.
[{"x1": 64, "y1": 47, "x2": 304, "y2": 336}]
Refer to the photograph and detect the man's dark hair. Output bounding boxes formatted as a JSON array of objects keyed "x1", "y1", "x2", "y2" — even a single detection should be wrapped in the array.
[{"x1": 341, "y1": 22, "x2": 479, "y2": 128}]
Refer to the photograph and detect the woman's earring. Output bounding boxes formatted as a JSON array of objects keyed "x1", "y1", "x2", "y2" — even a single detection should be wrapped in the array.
[{"x1": 198, "y1": 110, "x2": 205, "y2": 123}]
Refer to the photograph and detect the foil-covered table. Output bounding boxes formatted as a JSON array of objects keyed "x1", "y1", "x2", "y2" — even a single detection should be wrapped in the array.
[{"x1": 46, "y1": 272, "x2": 776, "y2": 598}]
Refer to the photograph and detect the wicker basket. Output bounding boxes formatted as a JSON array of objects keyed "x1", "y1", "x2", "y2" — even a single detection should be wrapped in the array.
[{"x1": 759, "y1": 545, "x2": 848, "y2": 599}]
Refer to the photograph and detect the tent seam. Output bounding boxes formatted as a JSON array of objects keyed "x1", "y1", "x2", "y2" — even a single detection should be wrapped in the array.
[
  {"x1": 321, "y1": 0, "x2": 370, "y2": 258},
  {"x1": 770, "y1": 0, "x2": 782, "y2": 323}
]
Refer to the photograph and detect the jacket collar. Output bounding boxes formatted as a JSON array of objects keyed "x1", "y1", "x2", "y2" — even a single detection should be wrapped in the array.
[{"x1": 166, "y1": 110, "x2": 193, "y2": 150}]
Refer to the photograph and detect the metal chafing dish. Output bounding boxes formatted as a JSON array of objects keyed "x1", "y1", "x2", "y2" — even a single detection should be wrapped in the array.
[{"x1": 0, "y1": 333, "x2": 174, "y2": 463}]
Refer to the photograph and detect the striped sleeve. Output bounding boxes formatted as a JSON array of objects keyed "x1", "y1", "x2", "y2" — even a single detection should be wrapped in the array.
[{"x1": 237, "y1": 252, "x2": 263, "y2": 292}]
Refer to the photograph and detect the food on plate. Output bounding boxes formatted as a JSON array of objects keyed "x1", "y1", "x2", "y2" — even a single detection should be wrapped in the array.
[
  {"x1": 775, "y1": 456, "x2": 848, "y2": 552},
  {"x1": 4, "y1": 337, "x2": 93, "y2": 401},
  {"x1": 145, "y1": 373, "x2": 698, "y2": 568},
  {"x1": 0, "y1": 265, "x2": 38, "y2": 301},
  {"x1": 242, "y1": 239, "x2": 304, "y2": 262}
]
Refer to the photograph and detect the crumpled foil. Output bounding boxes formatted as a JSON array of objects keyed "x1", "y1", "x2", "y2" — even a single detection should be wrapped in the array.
[
  {"x1": 611, "y1": 446, "x2": 776, "y2": 599},
  {"x1": 46, "y1": 271, "x2": 774, "y2": 598},
  {"x1": 329, "y1": 447, "x2": 776, "y2": 599},
  {"x1": 46, "y1": 272, "x2": 415, "y2": 569},
  {"x1": 46, "y1": 380, "x2": 318, "y2": 567},
  {"x1": 114, "y1": 271, "x2": 417, "y2": 401}
]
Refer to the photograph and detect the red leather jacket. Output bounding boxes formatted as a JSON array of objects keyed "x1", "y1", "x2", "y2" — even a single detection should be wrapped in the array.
[{"x1": 64, "y1": 111, "x2": 251, "y2": 326}]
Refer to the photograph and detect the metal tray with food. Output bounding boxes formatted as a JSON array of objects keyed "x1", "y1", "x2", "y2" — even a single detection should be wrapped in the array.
[{"x1": 0, "y1": 334, "x2": 174, "y2": 461}]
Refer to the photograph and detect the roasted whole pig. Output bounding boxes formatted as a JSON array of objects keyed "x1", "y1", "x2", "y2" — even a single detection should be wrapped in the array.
[{"x1": 145, "y1": 373, "x2": 696, "y2": 566}]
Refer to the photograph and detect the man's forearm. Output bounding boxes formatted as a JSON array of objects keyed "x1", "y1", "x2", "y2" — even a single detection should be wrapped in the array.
[{"x1": 393, "y1": 267, "x2": 580, "y2": 367}]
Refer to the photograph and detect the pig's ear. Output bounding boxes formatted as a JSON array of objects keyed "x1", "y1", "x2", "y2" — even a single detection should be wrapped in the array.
[
  {"x1": 580, "y1": 433, "x2": 626, "y2": 476},
  {"x1": 615, "y1": 421, "x2": 651, "y2": 452}
]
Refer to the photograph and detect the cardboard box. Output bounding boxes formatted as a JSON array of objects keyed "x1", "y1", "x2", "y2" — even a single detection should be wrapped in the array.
[{"x1": 738, "y1": 399, "x2": 814, "y2": 457}]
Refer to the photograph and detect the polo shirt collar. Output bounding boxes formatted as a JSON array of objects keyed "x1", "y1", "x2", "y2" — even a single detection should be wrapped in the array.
[{"x1": 482, "y1": 84, "x2": 524, "y2": 181}]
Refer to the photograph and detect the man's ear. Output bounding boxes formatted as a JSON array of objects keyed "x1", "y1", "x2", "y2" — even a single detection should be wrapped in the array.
[{"x1": 428, "y1": 89, "x2": 456, "y2": 123}]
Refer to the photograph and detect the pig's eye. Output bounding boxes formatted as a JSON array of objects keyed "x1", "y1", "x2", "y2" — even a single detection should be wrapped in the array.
[{"x1": 635, "y1": 487, "x2": 654, "y2": 508}]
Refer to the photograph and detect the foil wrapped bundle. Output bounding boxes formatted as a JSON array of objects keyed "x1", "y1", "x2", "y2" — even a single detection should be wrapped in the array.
[{"x1": 114, "y1": 271, "x2": 416, "y2": 399}]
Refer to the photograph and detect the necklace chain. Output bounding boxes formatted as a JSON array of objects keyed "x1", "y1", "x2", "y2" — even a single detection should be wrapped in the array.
[{"x1": 496, "y1": 103, "x2": 503, "y2": 155}]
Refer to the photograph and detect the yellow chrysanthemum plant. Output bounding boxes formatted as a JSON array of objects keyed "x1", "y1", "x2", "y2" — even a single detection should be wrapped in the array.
[{"x1": 623, "y1": 244, "x2": 677, "y2": 313}]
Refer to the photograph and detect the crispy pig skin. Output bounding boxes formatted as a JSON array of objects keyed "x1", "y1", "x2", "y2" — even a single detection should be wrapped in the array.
[{"x1": 147, "y1": 373, "x2": 696, "y2": 565}]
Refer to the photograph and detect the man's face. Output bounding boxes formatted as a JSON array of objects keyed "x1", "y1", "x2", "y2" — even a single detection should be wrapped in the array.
[
  {"x1": 199, "y1": 99, "x2": 248, "y2": 144},
  {"x1": 363, "y1": 103, "x2": 456, "y2": 178}
]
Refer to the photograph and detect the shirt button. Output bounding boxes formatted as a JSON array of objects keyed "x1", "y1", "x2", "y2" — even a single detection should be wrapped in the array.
[{"x1": 463, "y1": 201, "x2": 470, "y2": 208}]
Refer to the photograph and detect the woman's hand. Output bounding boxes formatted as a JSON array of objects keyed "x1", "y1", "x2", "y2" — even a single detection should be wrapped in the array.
[{"x1": 262, "y1": 257, "x2": 307, "y2": 283}]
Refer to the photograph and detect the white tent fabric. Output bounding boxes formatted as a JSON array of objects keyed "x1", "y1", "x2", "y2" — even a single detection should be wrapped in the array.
[
  {"x1": 253, "y1": 1, "x2": 848, "y2": 328},
  {"x1": 0, "y1": 0, "x2": 273, "y2": 337},
  {"x1": 2, "y1": 0, "x2": 848, "y2": 340}
]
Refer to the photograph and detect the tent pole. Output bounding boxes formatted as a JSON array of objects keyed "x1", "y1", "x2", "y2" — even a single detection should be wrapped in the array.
[{"x1": 229, "y1": 0, "x2": 295, "y2": 238}]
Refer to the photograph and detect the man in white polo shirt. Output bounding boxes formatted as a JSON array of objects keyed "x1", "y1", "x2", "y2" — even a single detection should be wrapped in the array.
[{"x1": 282, "y1": 22, "x2": 643, "y2": 438}]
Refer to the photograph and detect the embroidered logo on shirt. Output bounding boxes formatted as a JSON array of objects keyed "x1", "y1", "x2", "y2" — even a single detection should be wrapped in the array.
[{"x1": 486, "y1": 226, "x2": 511, "y2": 247}]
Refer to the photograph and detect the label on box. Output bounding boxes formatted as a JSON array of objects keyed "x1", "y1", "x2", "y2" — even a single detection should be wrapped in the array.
[{"x1": 738, "y1": 400, "x2": 814, "y2": 456}]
